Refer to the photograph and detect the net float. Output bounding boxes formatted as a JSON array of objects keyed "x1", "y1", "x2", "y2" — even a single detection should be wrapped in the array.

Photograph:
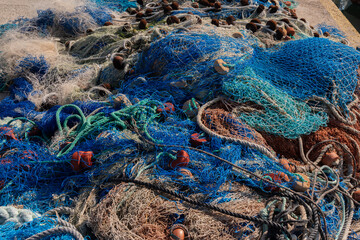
[
  {"x1": 163, "y1": 5, "x2": 173, "y2": 14},
  {"x1": 292, "y1": 173, "x2": 310, "y2": 192},
  {"x1": 279, "y1": 158, "x2": 294, "y2": 172},
  {"x1": 321, "y1": 150, "x2": 339, "y2": 166},
  {"x1": 263, "y1": 172, "x2": 290, "y2": 192},
  {"x1": 250, "y1": 18, "x2": 261, "y2": 29},
  {"x1": 171, "y1": 2, "x2": 180, "y2": 10},
  {"x1": 104, "y1": 21, "x2": 113, "y2": 26},
  {"x1": 167, "y1": 16, "x2": 180, "y2": 25},
  {"x1": 352, "y1": 189, "x2": 360, "y2": 202},
  {"x1": 286, "y1": 26, "x2": 295, "y2": 36},
  {"x1": 170, "y1": 150, "x2": 190, "y2": 169},
  {"x1": 232, "y1": 32, "x2": 243, "y2": 38},
  {"x1": 139, "y1": 19, "x2": 148, "y2": 29},
  {"x1": 71, "y1": 151, "x2": 94, "y2": 172},
  {"x1": 190, "y1": 133, "x2": 207, "y2": 147},
  {"x1": 226, "y1": 15, "x2": 236, "y2": 25},
  {"x1": 266, "y1": 20, "x2": 277, "y2": 31},
  {"x1": 275, "y1": 28, "x2": 287, "y2": 40},
  {"x1": 214, "y1": 59, "x2": 230, "y2": 75},
  {"x1": 170, "y1": 224, "x2": 189, "y2": 240},
  {"x1": 256, "y1": 4, "x2": 265, "y2": 13},
  {"x1": 246, "y1": 22, "x2": 258, "y2": 33},
  {"x1": 211, "y1": 19, "x2": 220, "y2": 27},
  {"x1": 269, "y1": 5, "x2": 279, "y2": 13},
  {"x1": 214, "y1": 2, "x2": 221, "y2": 10},
  {"x1": 178, "y1": 168, "x2": 193, "y2": 178},
  {"x1": 156, "y1": 102, "x2": 175, "y2": 115},
  {"x1": 113, "y1": 56, "x2": 125, "y2": 70}
]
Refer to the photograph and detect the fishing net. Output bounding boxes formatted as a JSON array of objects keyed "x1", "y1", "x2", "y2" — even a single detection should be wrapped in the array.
[{"x1": 0, "y1": 0, "x2": 359, "y2": 239}]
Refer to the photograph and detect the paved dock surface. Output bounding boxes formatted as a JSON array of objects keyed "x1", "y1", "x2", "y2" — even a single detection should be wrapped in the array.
[{"x1": 0, "y1": 0, "x2": 359, "y2": 44}]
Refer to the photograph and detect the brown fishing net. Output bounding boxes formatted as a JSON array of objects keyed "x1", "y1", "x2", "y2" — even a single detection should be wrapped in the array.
[{"x1": 85, "y1": 179, "x2": 264, "y2": 240}]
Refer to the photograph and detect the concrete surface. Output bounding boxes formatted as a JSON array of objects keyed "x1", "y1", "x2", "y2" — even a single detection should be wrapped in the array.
[{"x1": 0, "y1": 0, "x2": 359, "y2": 44}]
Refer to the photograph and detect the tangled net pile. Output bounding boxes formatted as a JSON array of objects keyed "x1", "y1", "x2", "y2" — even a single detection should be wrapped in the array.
[{"x1": 0, "y1": 0, "x2": 360, "y2": 239}]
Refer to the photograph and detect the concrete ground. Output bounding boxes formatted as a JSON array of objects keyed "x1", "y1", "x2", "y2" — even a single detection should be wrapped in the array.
[{"x1": 0, "y1": 0, "x2": 359, "y2": 45}]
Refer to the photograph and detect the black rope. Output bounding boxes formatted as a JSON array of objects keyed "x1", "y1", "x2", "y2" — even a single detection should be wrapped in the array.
[{"x1": 109, "y1": 177, "x2": 292, "y2": 238}]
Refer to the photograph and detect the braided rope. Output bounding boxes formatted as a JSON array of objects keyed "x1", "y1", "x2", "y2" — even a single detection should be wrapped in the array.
[
  {"x1": 25, "y1": 227, "x2": 84, "y2": 240},
  {"x1": 196, "y1": 97, "x2": 278, "y2": 161},
  {"x1": 44, "y1": 207, "x2": 74, "y2": 216}
]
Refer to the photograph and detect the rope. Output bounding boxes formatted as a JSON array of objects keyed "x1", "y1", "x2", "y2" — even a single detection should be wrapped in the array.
[
  {"x1": 44, "y1": 207, "x2": 75, "y2": 216},
  {"x1": 25, "y1": 227, "x2": 84, "y2": 240}
]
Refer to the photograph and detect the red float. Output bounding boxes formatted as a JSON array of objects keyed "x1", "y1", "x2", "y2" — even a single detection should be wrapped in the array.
[
  {"x1": 190, "y1": 133, "x2": 207, "y2": 147},
  {"x1": 170, "y1": 150, "x2": 190, "y2": 169},
  {"x1": 71, "y1": 151, "x2": 94, "y2": 172},
  {"x1": 263, "y1": 172, "x2": 289, "y2": 192},
  {"x1": 156, "y1": 102, "x2": 175, "y2": 115}
]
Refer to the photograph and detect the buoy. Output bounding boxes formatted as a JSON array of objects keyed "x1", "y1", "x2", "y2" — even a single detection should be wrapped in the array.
[
  {"x1": 232, "y1": 32, "x2": 243, "y2": 38},
  {"x1": 313, "y1": 32, "x2": 320, "y2": 37},
  {"x1": 279, "y1": 158, "x2": 294, "y2": 172},
  {"x1": 182, "y1": 99, "x2": 200, "y2": 119},
  {"x1": 139, "y1": 19, "x2": 148, "y2": 29},
  {"x1": 211, "y1": 19, "x2": 220, "y2": 27},
  {"x1": 266, "y1": 20, "x2": 277, "y2": 31},
  {"x1": 256, "y1": 4, "x2": 265, "y2": 13},
  {"x1": 284, "y1": 1, "x2": 291, "y2": 6},
  {"x1": 352, "y1": 189, "x2": 360, "y2": 202},
  {"x1": 170, "y1": 224, "x2": 188, "y2": 240},
  {"x1": 293, "y1": 173, "x2": 310, "y2": 192},
  {"x1": 263, "y1": 172, "x2": 289, "y2": 192},
  {"x1": 286, "y1": 26, "x2": 295, "y2": 36},
  {"x1": 71, "y1": 151, "x2": 94, "y2": 172},
  {"x1": 163, "y1": 5, "x2": 173, "y2": 14},
  {"x1": 0, "y1": 127, "x2": 18, "y2": 140},
  {"x1": 170, "y1": 150, "x2": 190, "y2": 169},
  {"x1": 156, "y1": 102, "x2": 175, "y2": 115},
  {"x1": 269, "y1": 5, "x2": 279, "y2": 13},
  {"x1": 178, "y1": 168, "x2": 193, "y2": 178},
  {"x1": 321, "y1": 150, "x2": 339, "y2": 166},
  {"x1": 167, "y1": 16, "x2": 180, "y2": 25},
  {"x1": 280, "y1": 18, "x2": 290, "y2": 24},
  {"x1": 323, "y1": 32, "x2": 330, "y2": 37},
  {"x1": 214, "y1": 2, "x2": 221, "y2": 10},
  {"x1": 190, "y1": 133, "x2": 207, "y2": 147},
  {"x1": 250, "y1": 18, "x2": 261, "y2": 29},
  {"x1": 275, "y1": 28, "x2": 287, "y2": 40},
  {"x1": 226, "y1": 16, "x2": 236, "y2": 25},
  {"x1": 214, "y1": 59, "x2": 230, "y2": 75},
  {"x1": 246, "y1": 22, "x2": 258, "y2": 33},
  {"x1": 113, "y1": 56, "x2": 125, "y2": 70},
  {"x1": 104, "y1": 21, "x2": 113, "y2": 26},
  {"x1": 300, "y1": 18, "x2": 306, "y2": 23},
  {"x1": 171, "y1": 2, "x2": 180, "y2": 10}
]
